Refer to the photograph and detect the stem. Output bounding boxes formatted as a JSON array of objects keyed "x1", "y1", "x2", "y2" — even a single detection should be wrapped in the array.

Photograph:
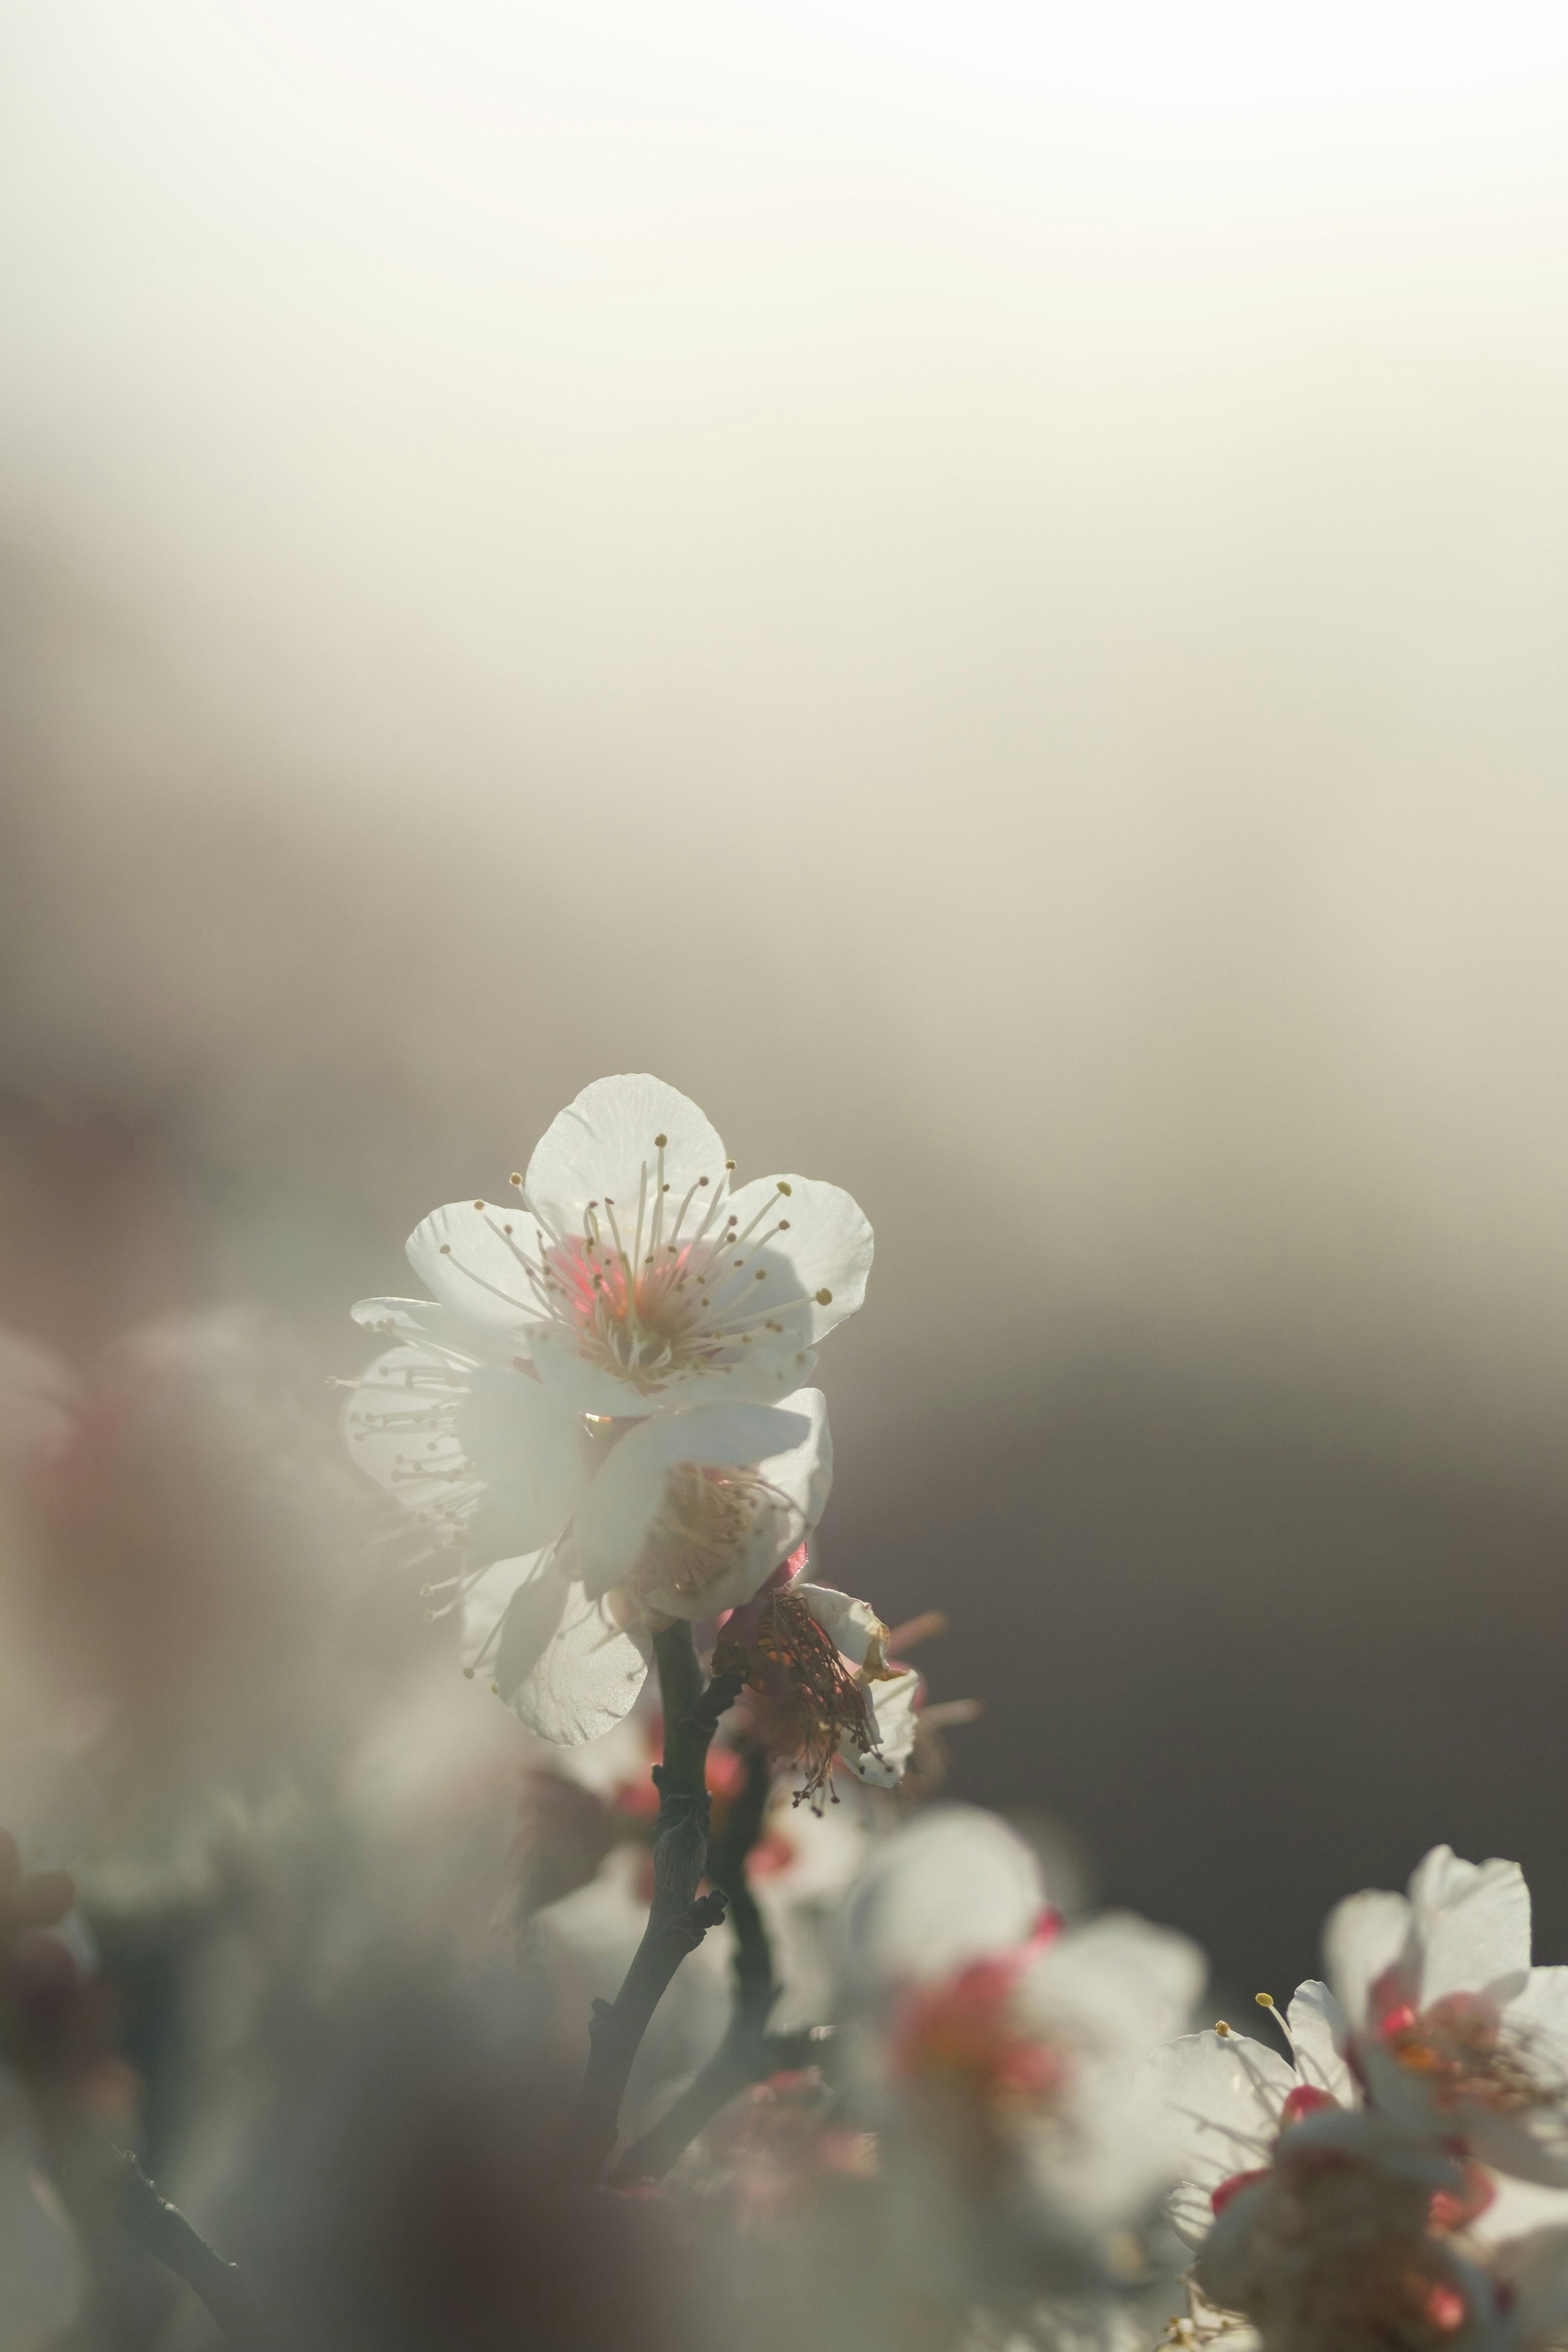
[
  {"x1": 116, "y1": 2150, "x2": 265, "y2": 2348},
  {"x1": 614, "y1": 1737, "x2": 793, "y2": 2184},
  {"x1": 564, "y1": 1621, "x2": 741, "y2": 2184}
]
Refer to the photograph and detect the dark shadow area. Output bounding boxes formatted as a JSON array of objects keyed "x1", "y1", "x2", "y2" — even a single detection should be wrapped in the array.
[{"x1": 835, "y1": 1357, "x2": 1568, "y2": 1998}]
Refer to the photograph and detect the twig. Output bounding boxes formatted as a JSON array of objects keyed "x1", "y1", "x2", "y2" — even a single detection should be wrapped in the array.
[
  {"x1": 116, "y1": 2148, "x2": 265, "y2": 2347},
  {"x1": 564, "y1": 1621, "x2": 741, "y2": 2183},
  {"x1": 615, "y1": 1736, "x2": 796, "y2": 2184}
]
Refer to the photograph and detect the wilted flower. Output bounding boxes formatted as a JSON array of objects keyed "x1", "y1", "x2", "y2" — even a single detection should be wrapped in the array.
[
  {"x1": 354, "y1": 1072, "x2": 873, "y2": 1416},
  {"x1": 713, "y1": 1567, "x2": 920, "y2": 1806}
]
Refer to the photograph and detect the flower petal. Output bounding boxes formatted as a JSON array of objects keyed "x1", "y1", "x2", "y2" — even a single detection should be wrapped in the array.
[
  {"x1": 1285, "y1": 1978, "x2": 1354, "y2": 2101},
  {"x1": 795, "y1": 1583, "x2": 889, "y2": 1672},
  {"x1": 1322, "y1": 1886, "x2": 1413, "y2": 2023},
  {"x1": 835, "y1": 1803, "x2": 1045, "y2": 1991},
  {"x1": 1027, "y1": 1915, "x2": 1205, "y2": 2057},
  {"x1": 508, "y1": 1579, "x2": 653, "y2": 1745},
  {"x1": 454, "y1": 1367, "x2": 586, "y2": 1561},
  {"x1": 340, "y1": 1344, "x2": 474, "y2": 1519},
  {"x1": 844, "y1": 1666, "x2": 921, "y2": 1787},
  {"x1": 350, "y1": 1296, "x2": 512, "y2": 1365},
  {"x1": 405, "y1": 1200, "x2": 551, "y2": 1337},
  {"x1": 1143, "y1": 2029, "x2": 1296, "y2": 2242},
  {"x1": 1407, "y1": 1845, "x2": 1532, "y2": 2007},
  {"x1": 573, "y1": 1395, "x2": 825, "y2": 1619},
  {"x1": 524, "y1": 1074, "x2": 727, "y2": 1234},
  {"x1": 722, "y1": 1175, "x2": 873, "y2": 1341},
  {"x1": 526, "y1": 1313, "x2": 818, "y2": 1418}
]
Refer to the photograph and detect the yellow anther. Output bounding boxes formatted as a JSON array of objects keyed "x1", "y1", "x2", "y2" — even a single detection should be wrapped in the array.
[
  {"x1": 1214, "y1": 2020, "x2": 1231, "y2": 2036},
  {"x1": 814, "y1": 1287, "x2": 833, "y2": 1305},
  {"x1": 473, "y1": 1199, "x2": 485, "y2": 1210},
  {"x1": 1256, "y1": 1992, "x2": 1276, "y2": 2009},
  {"x1": 777, "y1": 1180, "x2": 792, "y2": 1196},
  {"x1": 725, "y1": 1158, "x2": 737, "y2": 1169},
  {"x1": 490, "y1": 1681, "x2": 500, "y2": 1696},
  {"x1": 510, "y1": 1172, "x2": 523, "y2": 1185}
]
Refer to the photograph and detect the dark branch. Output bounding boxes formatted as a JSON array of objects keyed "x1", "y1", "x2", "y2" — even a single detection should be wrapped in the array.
[
  {"x1": 615, "y1": 1737, "x2": 802, "y2": 2184},
  {"x1": 116, "y1": 2149, "x2": 265, "y2": 2348},
  {"x1": 564, "y1": 1621, "x2": 741, "y2": 2184}
]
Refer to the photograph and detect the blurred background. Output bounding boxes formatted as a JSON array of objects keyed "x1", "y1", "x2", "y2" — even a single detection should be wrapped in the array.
[{"x1": 4, "y1": 0, "x2": 1568, "y2": 2254}]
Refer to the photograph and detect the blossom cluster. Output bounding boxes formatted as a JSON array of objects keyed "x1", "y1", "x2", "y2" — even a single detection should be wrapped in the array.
[
  {"x1": 1, "y1": 1073, "x2": 1566, "y2": 2352},
  {"x1": 342, "y1": 1073, "x2": 919, "y2": 1795}
]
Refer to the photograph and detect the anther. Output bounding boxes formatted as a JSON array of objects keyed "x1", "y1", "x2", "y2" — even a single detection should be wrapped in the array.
[
  {"x1": 440, "y1": 1244, "x2": 452, "y2": 1255},
  {"x1": 779, "y1": 1219, "x2": 790, "y2": 1229},
  {"x1": 1255, "y1": 1992, "x2": 1276, "y2": 2009},
  {"x1": 698, "y1": 1176, "x2": 710, "y2": 1187},
  {"x1": 655, "y1": 1133, "x2": 668, "y2": 1147},
  {"x1": 815, "y1": 1288, "x2": 833, "y2": 1305},
  {"x1": 725, "y1": 1159, "x2": 736, "y2": 1169},
  {"x1": 473, "y1": 1200, "x2": 485, "y2": 1210},
  {"x1": 463, "y1": 1666, "x2": 475, "y2": 1679},
  {"x1": 490, "y1": 1681, "x2": 501, "y2": 1695},
  {"x1": 777, "y1": 1180, "x2": 791, "y2": 1195},
  {"x1": 1215, "y1": 2021, "x2": 1232, "y2": 2036},
  {"x1": 510, "y1": 1173, "x2": 523, "y2": 1186}
]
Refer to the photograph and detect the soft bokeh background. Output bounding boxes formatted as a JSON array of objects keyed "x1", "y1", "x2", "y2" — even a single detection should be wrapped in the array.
[{"x1": 6, "y1": 0, "x2": 1568, "y2": 2001}]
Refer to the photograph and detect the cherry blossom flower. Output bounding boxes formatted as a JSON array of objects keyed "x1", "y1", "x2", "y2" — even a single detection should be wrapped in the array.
[
  {"x1": 1144, "y1": 1986, "x2": 1356, "y2": 2249},
  {"x1": 1324, "y1": 1846, "x2": 1568, "y2": 2188},
  {"x1": 344, "y1": 1332, "x2": 832, "y2": 1742},
  {"x1": 835, "y1": 1806, "x2": 1204, "y2": 2299},
  {"x1": 354, "y1": 1073, "x2": 873, "y2": 1417},
  {"x1": 459, "y1": 1394, "x2": 832, "y2": 1744},
  {"x1": 1190, "y1": 2099, "x2": 1568, "y2": 2352}
]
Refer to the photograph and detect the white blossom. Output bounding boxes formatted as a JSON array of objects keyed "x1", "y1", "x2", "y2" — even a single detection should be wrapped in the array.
[
  {"x1": 354, "y1": 1072, "x2": 873, "y2": 1417},
  {"x1": 835, "y1": 1806, "x2": 1204, "y2": 2300},
  {"x1": 1324, "y1": 1846, "x2": 1568, "y2": 2187}
]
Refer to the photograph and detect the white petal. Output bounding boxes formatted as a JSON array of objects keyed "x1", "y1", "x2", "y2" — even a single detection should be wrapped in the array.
[
  {"x1": 340, "y1": 1345, "x2": 472, "y2": 1516},
  {"x1": 524, "y1": 1074, "x2": 726, "y2": 1233},
  {"x1": 508, "y1": 1582, "x2": 653, "y2": 1745},
  {"x1": 844, "y1": 1667, "x2": 922, "y2": 1787},
  {"x1": 835, "y1": 1803, "x2": 1045, "y2": 1991},
  {"x1": 1509, "y1": 1967, "x2": 1568, "y2": 2069},
  {"x1": 795, "y1": 1583, "x2": 888, "y2": 1669},
  {"x1": 1285, "y1": 1978, "x2": 1355, "y2": 2100},
  {"x1": 573, "y1": 1396, "x2": 824, "y2": 1618},
  {"x1": 460, "y1": 1547, "x2": 547, "y2": 1670},
  {"x1": 1025, "y1": 1914, "x2": 1205, "y2": 2057},
  {"x1": 527, "y1": 1312, "x2": 818, "y2": 1419},
  {"x1": 1406, "y1": 1846, "x2": 1532, "y2": 2006},
  {"x1": 454, "y1": 1368, "x2": 587, "y2": 1559},
  {"x1": 1141, "y1": 2030, "x2": 1294, "y2": 2233},
  {"x1": 722, "y1": 1174, "x2": 873, "y2": 1341},
  {"x1": 351, "y1": 1296, "x2": 510, "y2": 1365},
  {"x1": 1322, "y1": 1886, "x2": 1413, "y2": 2023},
  {"x1": 405, "y1": 1200, "x2": 550, "y2": 1337}
]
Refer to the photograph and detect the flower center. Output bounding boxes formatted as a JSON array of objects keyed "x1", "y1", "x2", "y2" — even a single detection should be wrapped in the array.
[
  {"x1": 454, "y1": 1132, "x2": 833, "y2": 1395},
  {"x1": 621, "y1": 1462, "x2": 780, "y2": 1615},
  {"x1": 1380, "y1": 1991, "x2": 1559, "y2": 2116},
  {"x1": 891, "y1": 1955, "x2": 1065, "y2": 2114},
  {"x1": 712, "y1": 1589, "x2": 880, "y2": 1809}
]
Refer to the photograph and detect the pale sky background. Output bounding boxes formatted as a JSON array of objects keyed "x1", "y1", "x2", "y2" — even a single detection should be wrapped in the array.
[{"x1": 4, "y1": 1, "x2": 1568, "y2": 1978}]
